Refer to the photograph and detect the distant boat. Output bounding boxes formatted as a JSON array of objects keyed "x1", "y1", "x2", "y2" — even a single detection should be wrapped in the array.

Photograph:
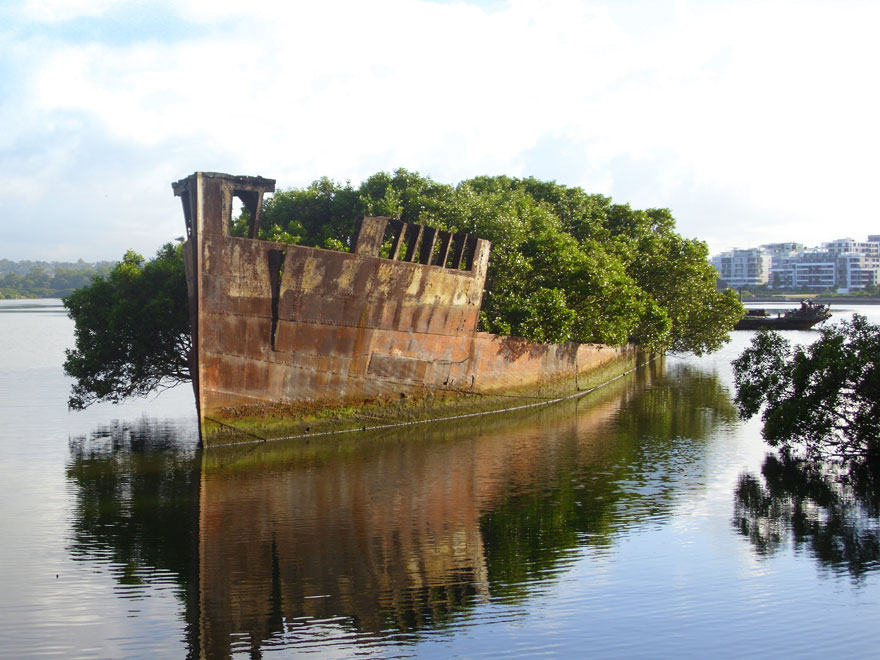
[{"x1": 734, "y1": 301, "x2": 831, "y2": 330}]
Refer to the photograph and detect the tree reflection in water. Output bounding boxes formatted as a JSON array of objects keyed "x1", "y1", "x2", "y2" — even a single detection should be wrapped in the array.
[
  {"x1": 481, "y1": 361, "x2": 739, "y2": 597},
  {"x1": 66, "y1": 419, "x2": 202, "y2": 657},
  {"x1": 733, "y1": 455, "x2": 880, "y2": 580},
  {"x1": 65, "y1": 360, "x2": 741, "y2": 657}
]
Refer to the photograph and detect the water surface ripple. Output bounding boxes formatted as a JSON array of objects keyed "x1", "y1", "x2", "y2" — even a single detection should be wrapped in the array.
[{"x1": 1, "y1": 299, "x2": 879, "y2": 658}]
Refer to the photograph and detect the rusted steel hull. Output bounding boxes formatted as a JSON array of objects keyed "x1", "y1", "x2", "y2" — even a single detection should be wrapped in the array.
[
  {"x1": 733, "y1": 304, "x2": 831, "y2": 330},
  {"x1": 174, "y1": 172, "x2": 640, "y2": 446}
]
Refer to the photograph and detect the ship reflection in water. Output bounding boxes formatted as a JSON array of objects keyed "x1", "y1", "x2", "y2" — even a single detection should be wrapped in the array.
[
  {"x1": 67, "y1": 357, "x2": 753, "y2": 658},
  {"x1": 196, "y1": 364, "x2": 661, "y2": 658}
]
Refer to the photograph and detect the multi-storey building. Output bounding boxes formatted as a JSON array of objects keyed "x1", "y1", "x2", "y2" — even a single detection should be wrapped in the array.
[
  {"x1": 711, "y1": 248, "x2": 773, "y2": 288},
  {"x1": 759, "y1": 243, "x2": 804, "y2": 289},
  {"x1": 760, "y1": 242, "x2": 805, "y2": 256},
  {"x1": 711, "y1": 236, "x2": 880, "y2": 292},
  {"x1": 790, "y1": 250, "x2": 837, "y2": 290},
  {"x1": 824, "y1": 238, "x2": 880, "y2": 258},
  {"x1": 836, "y1": 252, "x2": 879, "y2": 292},
  {"x1": 822, "y1": 238, "x2": 880, "y2": 292}
]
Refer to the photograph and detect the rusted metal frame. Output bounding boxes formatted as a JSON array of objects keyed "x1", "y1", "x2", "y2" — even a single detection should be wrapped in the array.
[
  {"x1": 177, "y1": 189, "x2": 194, "y2": 238},
  {"x1": 352, "y1": 216, "x2": 390, "y2": 256},
  {"x1": 418, "y1": 226, "x2": 438, "y2": 265},
  {"x1": 450, "y1": 232, "x2": 468, "y2": 269},
  {"x1": 403, "y1": 224, "x2": 424, "y2": 262},
  {"x1": 463, "y1": 235, "x2": 479, "y2": 271},
  {"x1": 232, "y1": 189, "x2": 263, "y2": 240},
  {"x1": 171, "y1": 176, "x2": 198, "y2": 238},
  {"x1": 435, "y1": 231, "x2": 453, "y2": 267},
  {"x1": 387, "y1": 219, "x2": 407, "y2": 260},
  {"x1": 350, "y1": 216, "x2": 365, "y2": 253}
]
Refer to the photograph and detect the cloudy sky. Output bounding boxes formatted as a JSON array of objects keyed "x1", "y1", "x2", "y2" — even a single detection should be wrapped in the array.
[{"x1": 2, "y1": 0, "x2": 879, "y2": 261}]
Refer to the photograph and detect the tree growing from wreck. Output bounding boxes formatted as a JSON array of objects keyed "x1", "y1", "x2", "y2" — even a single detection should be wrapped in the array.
[
  {"x1": 63, "y1": 243, "x2": 191, "y2": 409},
  {"x1": 65, "y1": 171, "x2": 742, "y2": 408},
  {"x1": 236, "y1": 169, "x2": 742, "y2": 353}
]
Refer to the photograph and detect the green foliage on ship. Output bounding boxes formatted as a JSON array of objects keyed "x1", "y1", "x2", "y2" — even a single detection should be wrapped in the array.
[
  {"x1": 232, "y1": 169, "x2": 743, "y2": 354},
  {"x1": 64, "y1": 170, "x2": 742, "y2": 408},
  {"x1": 63, "y1": 244, "x2": 191, "y2": 410}
]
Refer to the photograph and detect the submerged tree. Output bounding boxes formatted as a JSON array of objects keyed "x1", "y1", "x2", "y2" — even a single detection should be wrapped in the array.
[
  {"x1": 732, "y1": 315, "x2": 880, "y2": 467},
  {"x1": 63, "y1": 243, "x2": 191, "y2": 409}
]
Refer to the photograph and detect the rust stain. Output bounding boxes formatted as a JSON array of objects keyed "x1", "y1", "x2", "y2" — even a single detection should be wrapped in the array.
[{"x1": 173, "y1": 172, "x2": 633, "y2": 445}]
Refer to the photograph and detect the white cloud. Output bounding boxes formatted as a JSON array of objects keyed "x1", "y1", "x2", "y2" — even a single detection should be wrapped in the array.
[
  {"x1": 4, "y1": 0, "x2": 880, "y2": 260},
  {"x1": 19, "y1": 0, "x2": 131, "y2": 22}
]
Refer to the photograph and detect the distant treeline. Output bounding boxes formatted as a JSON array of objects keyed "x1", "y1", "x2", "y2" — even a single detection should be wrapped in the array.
[{"x1": 0, "y1": 259, "x2": 114, "y2": 299}]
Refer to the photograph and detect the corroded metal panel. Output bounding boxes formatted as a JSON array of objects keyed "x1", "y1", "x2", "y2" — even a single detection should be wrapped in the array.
[
  {"x1": 174, "y1": 172, "x2": 630, "y2": 445},
  {"x1": 352, "y1": 216, "x2": 390, "y2": 256}
]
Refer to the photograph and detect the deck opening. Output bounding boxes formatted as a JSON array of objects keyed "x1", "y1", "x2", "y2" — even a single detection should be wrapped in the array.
[
  {"x1": 402, "y1": 224, "x2": 424, "y2": 263},
  {"x1": 418, "y1": 226, "x2": 438, "y2": 265},
  {"x1": 229, "y1": 195, "x2": 246, "y2": 237},
  {"x1": 233, "y1": 189, "x2": 266, "y2": 239},
  {"x1": 379, "y1": 219, "x2": 402, "y2": 259}
]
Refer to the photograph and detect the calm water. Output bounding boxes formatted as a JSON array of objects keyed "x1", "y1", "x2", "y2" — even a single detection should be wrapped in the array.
[{"x1": 1, "y1": 299, "x2": 879, "y2": 659}]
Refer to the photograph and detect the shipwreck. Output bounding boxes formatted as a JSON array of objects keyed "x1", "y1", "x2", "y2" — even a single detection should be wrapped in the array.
[{"x1": 173, "y1": 172, "x2": 646, "y2": 446}]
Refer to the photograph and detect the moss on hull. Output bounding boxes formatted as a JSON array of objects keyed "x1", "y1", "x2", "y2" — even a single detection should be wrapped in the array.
[
  {"x1": 203, "y1": 356, "x2": 664, "y2": 474},
  {"x1": 201, "y1": 350, "x2": 656, "y2": 447}
]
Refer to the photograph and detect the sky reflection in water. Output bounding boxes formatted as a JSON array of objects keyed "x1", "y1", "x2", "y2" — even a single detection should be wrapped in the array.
[{"x1": 2, "y1": 299, "x2": 880, "y2": 658}]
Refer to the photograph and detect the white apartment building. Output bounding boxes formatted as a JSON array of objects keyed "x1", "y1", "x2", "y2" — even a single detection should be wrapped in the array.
[
  {"x1": 759, "y1": 243, "x2": 804, "y2": 289},
  {"x1": 791, "y1": 250, "x2": 837, "y2": 290},
  {"x1": 824, "y1": 238, "x2": 880, "y2": 258},
  {"x1": 824, "y1": 237, "x2": 880, "y2": 292},
  {"x1": 711, "y1": 235, "x2": 880, "y2": 292},
  {"x1": 836, "y1": 252, "x2": 879, "y2": 292},
  {"x1": 711, "y1": 248, "x2": 773, "y2": 288}
]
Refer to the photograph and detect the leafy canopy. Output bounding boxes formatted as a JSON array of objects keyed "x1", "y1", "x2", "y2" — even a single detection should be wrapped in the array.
[
  {"x1": 66, "y1": 170, "x2": 742, "y2": 409},
  {"x1": 732, "y1": 315, "x2": 880, "y2": 467},
  {"x1": 236, "y1": 169, "x2": 742, "y2": 353},
  {"x1": 63, "y1": 243, "x2": 191, "y2": 409}
]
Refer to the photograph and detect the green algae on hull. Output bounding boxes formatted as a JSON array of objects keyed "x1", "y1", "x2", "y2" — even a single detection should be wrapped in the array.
[{"x1": 200, "y1": 350, "x2": 656, "y2": 447}]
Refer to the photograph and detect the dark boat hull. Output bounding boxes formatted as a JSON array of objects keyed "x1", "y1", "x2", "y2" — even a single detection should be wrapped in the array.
[
  {"x1": 734, "y1": 316, "x2": 828, "y2": 330},
  {"x1": 734, "y1": 303, "x2": 831, "y2": 330}
]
